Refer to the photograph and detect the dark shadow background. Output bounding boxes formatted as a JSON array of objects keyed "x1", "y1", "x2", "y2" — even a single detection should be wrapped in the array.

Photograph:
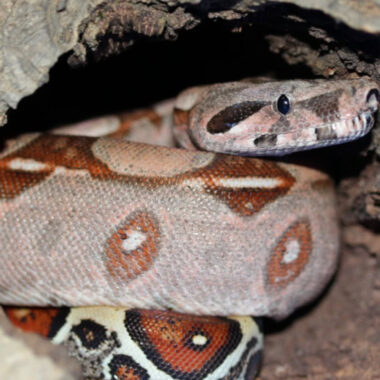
[{"x1": 5, "y1": 21, "x2": 313, "y2": 138}]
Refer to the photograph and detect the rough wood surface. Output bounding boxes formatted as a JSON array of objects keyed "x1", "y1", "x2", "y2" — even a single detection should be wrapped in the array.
[
  {"x1": 2, "y1": 1, "x2": 380, "y2": 126},
  {"x1": 0, "y1": 0, "x2": 104, "y2": 126}
]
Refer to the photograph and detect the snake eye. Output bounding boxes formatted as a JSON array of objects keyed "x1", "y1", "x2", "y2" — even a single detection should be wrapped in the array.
[{"x1": 277, "y1": 94, "x2": 290, "y2": 115}]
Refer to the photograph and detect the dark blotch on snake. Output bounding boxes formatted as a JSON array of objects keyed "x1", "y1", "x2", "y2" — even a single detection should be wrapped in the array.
[
  {"x1": 244, "y1": 350, "x2": 262, "y2": 380},
  {"x1": 72, "y1": 319, "x2": 107, "y2": 349},
  {"x1": 207, "y1": 101, "x2": 267, "y2": 134},
  {"x1": 254, "y1": 134, "x2": 278, "y2": 148}
]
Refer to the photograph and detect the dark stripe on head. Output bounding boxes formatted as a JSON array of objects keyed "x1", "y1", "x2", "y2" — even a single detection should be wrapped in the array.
[
  {"x1": 207, "y1": 101, "x2": 267, "y2": 134},
  {"x1": 299, "y1": 89, "x2": 343, "y2": 123}
]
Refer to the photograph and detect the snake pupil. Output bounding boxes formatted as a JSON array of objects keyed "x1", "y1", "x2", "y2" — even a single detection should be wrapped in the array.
[{"x1": 277, "y1": 94, "x2": 290, "y2": 115}]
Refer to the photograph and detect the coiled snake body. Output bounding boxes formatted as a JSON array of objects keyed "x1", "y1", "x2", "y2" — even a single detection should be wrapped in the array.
[{"x1": 1, "y1": 78, "x2": 379, "y2": 379}]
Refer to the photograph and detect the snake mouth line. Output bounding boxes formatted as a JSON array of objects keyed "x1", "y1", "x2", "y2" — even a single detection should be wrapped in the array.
[
  {"x1": 244, "y1": 109, "x2": 377, "y2": 156},
  {"x1": 313, "y1": 110, "x2": 375, "y2": 142}
]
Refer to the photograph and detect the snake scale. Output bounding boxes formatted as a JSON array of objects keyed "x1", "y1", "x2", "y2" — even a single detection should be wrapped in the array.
[{"x1": 1, "y1": 78, "x2": 379, "y2": 379}]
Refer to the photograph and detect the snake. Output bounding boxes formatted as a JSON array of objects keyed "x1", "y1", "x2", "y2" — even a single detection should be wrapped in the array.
[{"x1": 0, "y1": 77, "x2": 379, "y2": 379}]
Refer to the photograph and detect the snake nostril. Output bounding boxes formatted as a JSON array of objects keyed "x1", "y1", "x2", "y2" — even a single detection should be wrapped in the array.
[{"x1": 366, "y1": 88, "x2": 380, "y2": 104}]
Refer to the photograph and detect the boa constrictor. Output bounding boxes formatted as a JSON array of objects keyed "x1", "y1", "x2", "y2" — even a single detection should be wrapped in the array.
[{"x1": 1, "y1": 78, "x2": 379, "y2": 380}]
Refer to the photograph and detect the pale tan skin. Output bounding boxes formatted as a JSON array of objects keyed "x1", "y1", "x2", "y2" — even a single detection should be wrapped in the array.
[
  {"x1": 0, "y1": 78, "x2": 379, "y2": 379},
  {"x1": 0, "y1": 133, "x2": 338, "y2": 318}
]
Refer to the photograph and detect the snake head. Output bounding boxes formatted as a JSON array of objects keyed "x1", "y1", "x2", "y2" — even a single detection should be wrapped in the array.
[{"x1": 174, "y1": 78, "x2": 380, "y2": 156}]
